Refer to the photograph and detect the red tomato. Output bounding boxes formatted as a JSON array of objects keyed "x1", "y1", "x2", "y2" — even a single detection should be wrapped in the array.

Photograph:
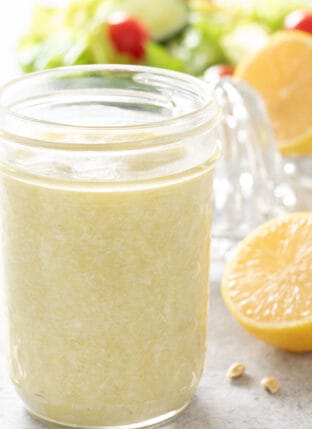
[
  {"x1": 284, "y1": 10, "x2": 312, "y2": 35},
  {"x1": 108, "y1": 14, "x2": 149, "y2": 60},
  {"x1": 205, "y1": 64, "x2": 235, "y2": 79}
]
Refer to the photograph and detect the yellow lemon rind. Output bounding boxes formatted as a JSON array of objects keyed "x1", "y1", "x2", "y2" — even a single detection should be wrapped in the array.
[
  {"x1": 222, "y1": 212, "x2": 312, "y2": 352},
  {"x1": 235, "y1": 31, "x2": 312, "y2": 156},
  {"x1": 222, "y1": 284, "x2": 312, "y2": 352},
  {"x1": 279, "y1": 131, "x2": 312, "y2": 157}
]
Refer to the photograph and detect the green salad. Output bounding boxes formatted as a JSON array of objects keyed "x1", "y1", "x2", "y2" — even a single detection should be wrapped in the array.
[{"x1": 19, "y1": 0, "x2": 311, "y2": 75}]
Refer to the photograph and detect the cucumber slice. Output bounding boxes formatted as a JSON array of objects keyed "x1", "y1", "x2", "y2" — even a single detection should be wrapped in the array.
[{"x1": 116, "y1": 0, "x2": 189, "y2": 41}]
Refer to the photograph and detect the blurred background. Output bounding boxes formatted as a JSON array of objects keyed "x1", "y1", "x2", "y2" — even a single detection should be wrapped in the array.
[
  {"x1": 1, "y1": 0, "x2": 311, "y2": 84},
  {"x1": 0, "y1": 1, "x2": 31, "y2": 82}
]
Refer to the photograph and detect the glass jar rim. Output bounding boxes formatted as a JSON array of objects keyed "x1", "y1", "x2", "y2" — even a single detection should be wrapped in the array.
[{"x1": 0, "y1": 65, "x2": 220, "y2": 151}]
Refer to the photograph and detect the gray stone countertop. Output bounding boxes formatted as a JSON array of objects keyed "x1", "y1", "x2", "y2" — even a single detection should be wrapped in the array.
[{"x1": 1, "y1": 262, "x2": 311, "y2": 429}]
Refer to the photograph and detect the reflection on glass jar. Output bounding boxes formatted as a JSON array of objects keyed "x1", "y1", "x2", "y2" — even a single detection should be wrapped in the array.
[
  {"x1": 281, "y1": 155, "x2": 312, "y2": 211},
  {"x1": 205, "y1": 77, "x2": 296, "y2": 260},
  {"x1": 0, "y1": 65, "x2": 219, "y2": 428}
]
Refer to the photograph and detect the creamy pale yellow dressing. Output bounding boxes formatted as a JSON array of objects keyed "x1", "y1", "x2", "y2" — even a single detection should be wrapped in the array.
[{"x1": 2, "y1": 166, "x2": 212, "y2": 427}]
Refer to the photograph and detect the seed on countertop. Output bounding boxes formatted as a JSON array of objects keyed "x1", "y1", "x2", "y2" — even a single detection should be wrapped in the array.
[
  {"x1": 261, "y1": 377, "x2": 280, "y2": 394},
  {"x1": 226, "y1": 362, "x2": 246, "y2": 379}
]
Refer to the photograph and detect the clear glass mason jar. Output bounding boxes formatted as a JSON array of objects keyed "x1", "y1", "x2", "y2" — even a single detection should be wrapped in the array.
[{"x1": 0, "y1": 65, "x2": 219, "y2": 429}]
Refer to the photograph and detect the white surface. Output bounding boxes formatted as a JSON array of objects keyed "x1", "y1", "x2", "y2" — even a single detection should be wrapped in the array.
[{"x1": 0, "y1": 1, "x2": 33, "y2": 84}]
